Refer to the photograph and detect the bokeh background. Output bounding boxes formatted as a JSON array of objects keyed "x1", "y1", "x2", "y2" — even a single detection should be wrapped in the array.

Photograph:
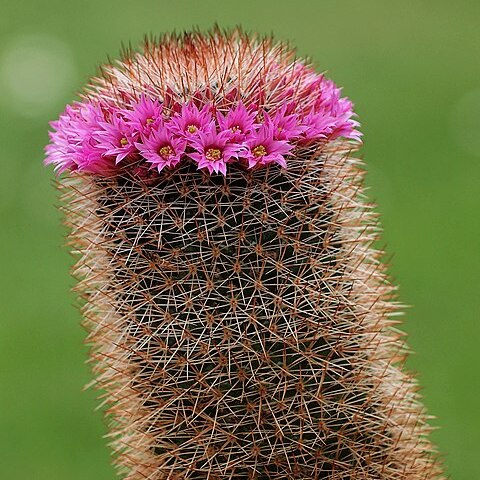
[{"x1": 1, "y1": 1, "x2": 479, "y2": 478}]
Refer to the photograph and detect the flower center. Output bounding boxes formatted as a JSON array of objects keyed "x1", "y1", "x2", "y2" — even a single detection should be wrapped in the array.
[
  {"x1": 159, "y1": 145, "x2": 174, "y2": 159},
  {"x1": 146, "y1": 117, "x2": 154, "y2": 125},
  {"x1": 231, "y1": 125, "x2": 241, "y2": 133},
  {"x1": 120, "y1": 137, "x2": 128, "y2": 146},
  {"x1": 252, "y1": 145, "x2": 267, "y2": 157},
  {"x1": 206, "y1": 148, "x2": 222, "y2": 161},
  {"x1": 187, "y1": 124, "x2": 198, "y2": 134}
]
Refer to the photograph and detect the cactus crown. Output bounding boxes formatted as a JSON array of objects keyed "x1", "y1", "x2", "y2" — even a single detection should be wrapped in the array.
[{"x1": 45, "y1": 28, "x2": 360, "y2": 177}]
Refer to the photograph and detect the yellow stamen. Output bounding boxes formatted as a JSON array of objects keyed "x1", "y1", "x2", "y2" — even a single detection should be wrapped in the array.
[
  {"x1": 159, "y1": 145, "x2": 174, "y2": 159},
  {"x1": 231, "y1": 125, "x2": 241, "y2": 133},
  {"x1": 146, "y1": 118, "x2": 154, "y2": 125},
  {"x1": 120, "y1": 137, "x2": 128, "y2": 146},
  {"x1": 206, "y1": 148, "x2": 222, "y2": 161},
  {"x1": 187, "y1": 124, "x2": 198, "y2": 134},
  {"x1": 252, "y1": 145, "x2": 267, "y2": 157}
]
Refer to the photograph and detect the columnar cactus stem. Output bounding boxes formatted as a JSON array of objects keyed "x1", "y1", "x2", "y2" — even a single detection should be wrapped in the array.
[{"x1": 47, "y1": 29, "x2": 444, "y2": 479}]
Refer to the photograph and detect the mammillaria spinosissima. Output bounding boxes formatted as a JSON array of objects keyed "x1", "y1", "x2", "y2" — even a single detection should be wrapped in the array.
[{"x1": 45, "y1": 28, "x2": 444, "y2": 479}]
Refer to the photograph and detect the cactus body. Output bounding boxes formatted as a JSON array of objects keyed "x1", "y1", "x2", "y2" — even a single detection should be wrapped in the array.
[{"x1": 50, "y1": 30, "x2": 443, "y2": 479}]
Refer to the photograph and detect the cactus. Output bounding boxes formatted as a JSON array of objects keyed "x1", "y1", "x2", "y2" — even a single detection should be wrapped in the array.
[{"x1": 46, "y1": 29, "x2": 444, "y2": 479}]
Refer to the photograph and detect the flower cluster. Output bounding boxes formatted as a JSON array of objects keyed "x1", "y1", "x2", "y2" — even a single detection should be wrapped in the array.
[{"x1": 46, "y1": 83, "x2": 361, "y2": 177}]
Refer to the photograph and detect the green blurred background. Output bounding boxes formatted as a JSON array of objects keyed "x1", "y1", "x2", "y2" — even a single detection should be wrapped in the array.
[{"x1": 1, "y1": 0, "x2": 478, "y2": 478}]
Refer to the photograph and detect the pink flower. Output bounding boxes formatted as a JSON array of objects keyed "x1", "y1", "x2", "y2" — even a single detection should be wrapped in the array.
[
  {"x1": 45, "y1": 124, "x2": 78, "y2": 173},
  {"x1": 328, "y1": 97, "x2": 362, "y2": 141},
  {"x1": 75, "y1": 140, "x2": 117, "y2": 174},
  {"x1": 217, "y1": 101, "x2": 256, "y2": 141},
  {"x1": 169, "y1": 102, "x2": 215, "y2": 139},
  {"x1": 93, "y1": 114, "x2": 138, "y2": 164},
  {"x1": 304, "y1": 79, "x2": 362, "y2": 142},
  {"x1": 136, "y1": 124, "x2": 186, "y2": 172},
  {"x1": 245, "y1": 118, "x2": 293, "y2": 169},
  {"x1": 45, "y1": 102, "x2": 118, "y2": 174},
  {"x1": 270, "y1": 104, "x2": 306, "y2": 141},
  {"x1": 189, "y1": 131, "x2": 242, "y2": 175},
  {"x1": 124, "y1": 95, "x2": 163, "y2": 135},
  {"x1": 299, "y1": 111, "x2": 336, "y2": 145}
]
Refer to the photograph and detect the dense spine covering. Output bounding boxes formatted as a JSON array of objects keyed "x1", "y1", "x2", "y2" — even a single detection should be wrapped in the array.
[{"x1": 50, "y1": 29, "x2": 443, "y2": 479}]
